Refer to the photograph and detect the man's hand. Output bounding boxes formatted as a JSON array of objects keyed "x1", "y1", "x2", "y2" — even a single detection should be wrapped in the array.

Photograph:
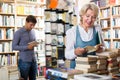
[{"x1": 27, "y1": 44, "x2": 36, "y2": 50}]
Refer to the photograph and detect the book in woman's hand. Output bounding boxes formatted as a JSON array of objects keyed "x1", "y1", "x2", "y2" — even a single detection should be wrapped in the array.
[{"x1": 84, "y1": 46, "x2": 97, "y2": 53}]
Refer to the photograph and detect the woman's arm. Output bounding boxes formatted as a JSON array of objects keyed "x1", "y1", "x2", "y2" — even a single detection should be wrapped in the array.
[{"x1": 65, "y1": 28, "x2": 77, "y2": 60}]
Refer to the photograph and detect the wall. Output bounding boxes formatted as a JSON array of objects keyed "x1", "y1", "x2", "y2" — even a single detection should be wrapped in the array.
[{"x1": 78, "y1": 0, "x2": 90, "y2": 10}]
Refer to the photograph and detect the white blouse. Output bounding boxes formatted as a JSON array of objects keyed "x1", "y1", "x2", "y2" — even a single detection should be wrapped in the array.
[{"x1": 65, "y1": 24, "x2": 103, "y2": 60}]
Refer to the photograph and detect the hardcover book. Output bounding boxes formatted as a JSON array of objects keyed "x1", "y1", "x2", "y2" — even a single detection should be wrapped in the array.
[
  {"x1": 76, "y1": 64, "x2": 97, "y2": 69},
  {"x1": 84, "y1": 46, "x2": 97, "y2": 53},
  {"x1": 45, "y1": 34, "x2": 51, "y2": 44},
  {"x1": 97, "y1": 70, "x2": 108, "y2": 75},
  {"x1": 45, "y1": 22, "x2": 51, "y2": 33},
  {"x1": 45, "y1": 10, "x2": 51, "y2": 21},
  {"x1": 28, "y1": 41, "x2": 39, "y2": 45},
  {"x1": 51, "y1": 46, "x2": 57, "y2": 57},
  {"x1": 57, "y1": 23, "x2": 64, "y2": 34},
  {"x1": 57, "y1": 35, "x2": 64, "y2": 47},
  {"x1": 76, "y1": 60, "x2": 96, "y2": 65},
  {"x1": 51, "y1": 22, "x2": 57, "y2": 34},
  {"x1": 76, "y1": 56, "x2": 97, "y2": 62},
  {"x1": 51, "y1": 34, "x2": 57, "y2": 45},
  {"x1": 75, "y1": 66, "x2": 97, "y2": 73},
  {"x1": 96, "y1": 50, "x2": 118, "y2": 58},
  {"x1": 47, "y1": 68, "x2": 83, "y2": 79}
]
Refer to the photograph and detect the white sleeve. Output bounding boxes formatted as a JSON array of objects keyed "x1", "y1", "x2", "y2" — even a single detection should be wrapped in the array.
[{"x1": 65, "y1": 27, "x2": 77, "y2": 60}]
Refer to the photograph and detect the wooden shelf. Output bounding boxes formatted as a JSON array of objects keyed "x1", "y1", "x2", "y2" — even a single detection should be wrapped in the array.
[
  {"x1": 113, "y1": 39, "x2": 120, "y2": 41},
  {"x1": 100, "y1": 17, "x2": 110, "y2": 20},
  {"x1": 0, "y1": 13, "x2": 15, "y2": 16},
  {"x1": 0, "y1": 26, "x2": 15, "y2": 28},
  {"x1": 112, "y1": 4, "x2": 120, "y2": 7},
  {"x1": 0, "y1": 0, "x2": 14, "y2": 3},
  {"x1": 0, "y1": 39, "x2": 12, "y2": 41},
  {"x1": 104, "y1": 39, "x2": 111, "y2": 41},
  {"x1": 16, "y1": 0, "x2": 46, "y2": 6},
  {"x1": 113, "y1": 26, "x2": 120, "y2": 29},
  {"x1": 16, "y1": 14, "x2": 44, "y2": 17},
  {"x1": 113, "y1": 15, "x2": 120, "y2": 18},
  {"x1": 0, "y1": 52, "x2": 15, "y2": 54},
  {"x1": 102, "y1": 27, "x2": 110, "y2": 30},
  {"x1": 100, "y1": 6, "x2": 110, "y2": 9}
]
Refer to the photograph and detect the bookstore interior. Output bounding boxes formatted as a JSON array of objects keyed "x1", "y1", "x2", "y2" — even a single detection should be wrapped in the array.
[{"x1": 0, "y1": 0, "x2": 120, "y2": 80}]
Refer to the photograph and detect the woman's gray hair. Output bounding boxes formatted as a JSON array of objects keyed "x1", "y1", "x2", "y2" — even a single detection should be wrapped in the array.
[{"x1": 79, "y1": 3, "x2": 99, "y2": 23}]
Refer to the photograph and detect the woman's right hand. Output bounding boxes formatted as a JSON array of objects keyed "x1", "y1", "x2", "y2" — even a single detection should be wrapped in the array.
[{"x1": 74, "y1": 47, "x2": 87, "y2": 55}]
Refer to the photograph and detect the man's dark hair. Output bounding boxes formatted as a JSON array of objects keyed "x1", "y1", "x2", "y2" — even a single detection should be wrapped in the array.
[{"x1": 26, "y1": 15, "x2": 37, "y2": 24}]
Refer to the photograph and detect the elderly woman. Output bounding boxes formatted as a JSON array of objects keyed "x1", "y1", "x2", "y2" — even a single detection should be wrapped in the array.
[{"x1": 65, "y1": 3, "x2": 104, "y2": 69}]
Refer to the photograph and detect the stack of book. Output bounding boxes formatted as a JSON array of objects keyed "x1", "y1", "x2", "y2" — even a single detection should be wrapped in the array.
[
  {"x1": 97, "y1": 49, "x2": 120, "y2": 76},
  {"x1": 107, "y1": 57, "x2": 119, "y2": 76},
  {"x1": 96, "y1": 56, "x2": 108, "y2": 75},
  {"x1": 0, "y1": 66, "x2": 19, "y2": 80},
  {"x1": 75, "y1": 56, "x2": 97, "y2": 73},
  {"x1": 7, "y1": 66, "x2": 20, "y2": 80}
]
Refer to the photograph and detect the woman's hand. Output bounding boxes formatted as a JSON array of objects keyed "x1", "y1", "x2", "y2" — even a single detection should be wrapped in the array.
[
  {"x1": 96, "y1": 44, "x2": 104, "y2": 53},
  {"x1": 74, "y1": 47, "x2": 87, "y2": 55}
]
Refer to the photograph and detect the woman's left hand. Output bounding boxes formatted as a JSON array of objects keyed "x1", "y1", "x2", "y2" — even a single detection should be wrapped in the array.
[{"x1": 96, "y1": 44, "x2": 104, "y2": 53}]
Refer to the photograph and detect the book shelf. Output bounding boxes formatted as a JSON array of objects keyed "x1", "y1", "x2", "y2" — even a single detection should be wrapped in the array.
[
  {"x1": 0, "y1": 0, "x2": 16, "y2": 66},
  {"x1": 44, "y1": 8, "x2": 77, "y2": 68},
  {"x1": 91, "y1": 0, "x2": 120, "y2": 49},
  {"x1": 0, "y1": 0, "x2": 46, "y2": 77}
]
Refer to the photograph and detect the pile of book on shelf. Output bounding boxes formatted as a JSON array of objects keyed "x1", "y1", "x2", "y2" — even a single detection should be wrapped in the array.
[{"x1": 0, "y1": 66, "x2": 19, "y2": 80}]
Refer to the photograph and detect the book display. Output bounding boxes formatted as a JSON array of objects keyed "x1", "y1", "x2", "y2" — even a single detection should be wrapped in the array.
[
  {"x1": 45, "y1": 8, "x2": 77, "y2": 68},
  {"x1": 91, "y1": 0, "x2": 120, "y2": 49}
]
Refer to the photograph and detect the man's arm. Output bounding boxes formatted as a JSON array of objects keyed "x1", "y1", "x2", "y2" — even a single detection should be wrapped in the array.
[{"x1": 12, "y1": 31, "x2": 28, "y2": 51}]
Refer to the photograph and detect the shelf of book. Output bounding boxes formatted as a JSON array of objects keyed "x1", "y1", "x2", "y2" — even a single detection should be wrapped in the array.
[
  {"x1": 44, "y1": 8, "x2": 77, "y2": 69},
  {"x1": 91, "y1": 0, "x2": 120, "y2": 49},
  {"x1": 0, "y1": 0, "x2": 15, "y2": 65},
  {"x1": 0, "y1": 1, "x2": 46, "y2": 77}
]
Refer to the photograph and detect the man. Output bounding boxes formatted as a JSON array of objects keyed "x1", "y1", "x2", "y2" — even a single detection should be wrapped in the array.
[{"x1": 12, "y1": 15, "x2": 37, "y2": 80}]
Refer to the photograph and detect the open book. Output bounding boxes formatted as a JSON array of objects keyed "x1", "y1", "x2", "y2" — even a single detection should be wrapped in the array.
[
  {"x1": 84, "y1": 31, "x2": 104, "y2": 53},
  {"x1": 84, "y1": 46, "x2": 97, "y2": 53},
  {"x1": 28, "y1": 41, "x2": 39, "y2": 45}
]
